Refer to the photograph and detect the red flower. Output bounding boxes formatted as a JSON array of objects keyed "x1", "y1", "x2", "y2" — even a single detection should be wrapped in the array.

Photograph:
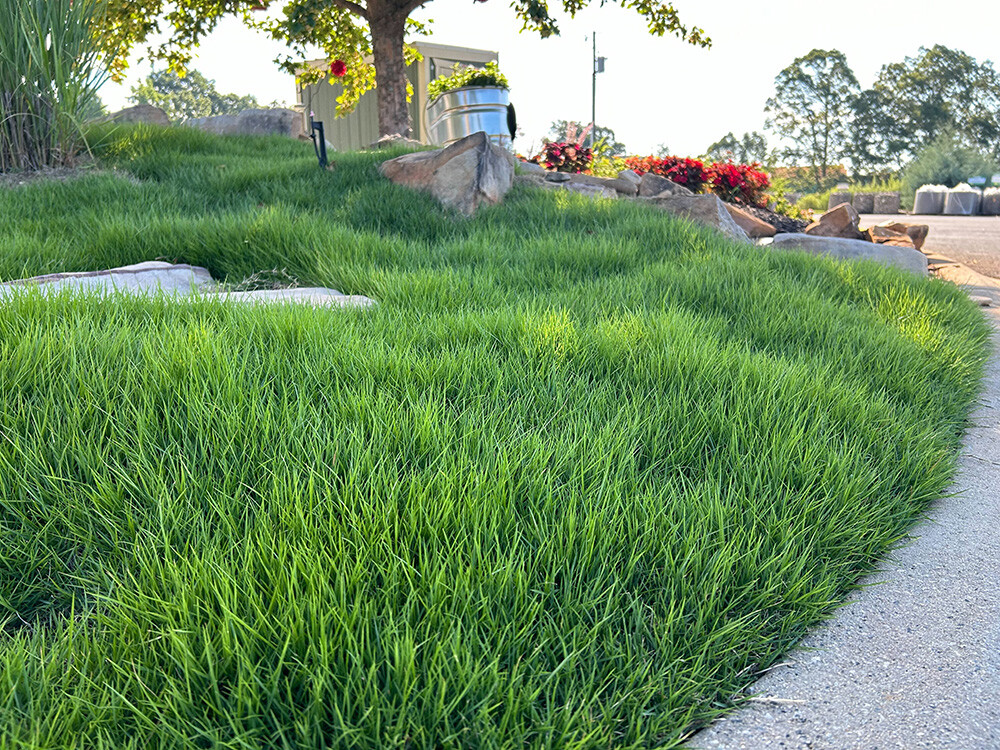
[{"x1": 329, "y1": 60, "x2": 347, "y2": 78}]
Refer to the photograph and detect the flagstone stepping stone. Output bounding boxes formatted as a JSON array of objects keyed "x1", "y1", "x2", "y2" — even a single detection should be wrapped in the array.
[{"x1": 0, "y1": 261, "x2": 376, "y2": 308}]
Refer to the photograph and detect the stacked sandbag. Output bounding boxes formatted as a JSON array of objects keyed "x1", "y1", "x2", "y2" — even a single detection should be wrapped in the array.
[
  {"x1": 852, "y1": 193, "x2": 874, "y2": 214},
  {"x1": 943, "y1": 183, "x2": 982, "y2": 215},
  {"x1": 913, "y1": 184, "x2": 948, "y2": 215},
  {"x1": 873, "y1": 191, "x2": 901, "y2": 214},
  {"x1": 982, "y1": 188, "x2": 1000, "y2": 216},
  {"x1": 827, "y1": 191, "x2": 851, "y2": 211}
]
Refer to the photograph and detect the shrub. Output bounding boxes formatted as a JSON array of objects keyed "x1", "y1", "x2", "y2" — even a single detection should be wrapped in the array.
[
  {"x1": 705, "y1": 161, "x2": 770, "y2": 206},
  {"x1": 427, "y1": 61, "x2": 509, "y2": 101},
  {"x1": 625, "y1": 155, "x2": 771, "y2": 205},
  {"x1": 528, "y1": 141, "x2": 593, "y2": 173},
  {"x1": 901, "y1": 130, "x2": 998, "y2": 203},
  {"x1": 624, "y1": 155, "x2": 709, "y2": 192},
  {"x1": 0, "y1": 0, "x2": 110, "y2": 172}
]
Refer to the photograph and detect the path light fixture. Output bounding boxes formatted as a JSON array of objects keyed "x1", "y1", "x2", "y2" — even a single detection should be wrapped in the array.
[{"x1": 309, "y1": 112, "x2": 328, "y2": 169}]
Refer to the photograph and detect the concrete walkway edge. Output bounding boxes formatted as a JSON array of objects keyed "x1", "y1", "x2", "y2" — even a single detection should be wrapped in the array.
[{"x1": 688, "y1": 269, "x2": 1000, "y2": 750}]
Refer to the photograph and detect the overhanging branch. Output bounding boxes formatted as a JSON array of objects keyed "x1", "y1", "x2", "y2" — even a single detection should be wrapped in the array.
[{"x1": 329, "y1": 0, "x2": 368, "y2": 19}]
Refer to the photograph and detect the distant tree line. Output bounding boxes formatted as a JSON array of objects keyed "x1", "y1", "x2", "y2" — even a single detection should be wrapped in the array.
[
  {"x1": 758, "y1": 45, "x2": 1000, "y2": 190},
  {"x1": 129, "y1": 69, "x2": 260, "y2": 122}
]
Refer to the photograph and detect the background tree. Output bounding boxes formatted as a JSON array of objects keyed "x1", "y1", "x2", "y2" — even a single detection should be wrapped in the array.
[
  {"x1": 874, "y1": 45, "x2": 1000, "y2": 161},
  {"x1": 130, "y1": 69, "x2": 259, "y2": 121},
  {"x1": 704, "y1": 131, "x2": 767, "y2": 163},
  {"x1": 765, "y1": 49, "x2": 859, "y2": 190},
  {"x1": 841, "y1": 88, "x2": 906, "y2": 179},
  {"x1": 548, "y1": 120, "x2": 626, "y2": 156},
  {"x1": 101, "y1": 0, "x2": 709, "y2": 140}
]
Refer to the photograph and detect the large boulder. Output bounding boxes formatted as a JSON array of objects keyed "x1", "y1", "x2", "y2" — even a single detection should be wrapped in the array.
[
  {"x1": 725, "y1": 203, "x2": 776, "y2": 238},
  {"x1": 638, "y1": 194, "x2": 751, "y2": 244},
  {"x1": 639, "y1": 172, "x2": 693, "y2": 197},
  {"x1": 107, "y1": 104, "x2": 170, "y2": 127},
  {"x1": 769, "y1": 234, "x2": 928, "y2": 276},
  {"x1": 378, "y1": 130, "x2": 515, "y2": 216},
  {"x1": 185, "y1": 108, "x2": 305, "y2": 139},
  {"x1": 805, "y1": 202, "x2": 863, "y2": 240}
]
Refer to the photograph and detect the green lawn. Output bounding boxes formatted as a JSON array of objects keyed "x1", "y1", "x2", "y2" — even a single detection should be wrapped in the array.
[{"x1": 0, "y1": 125, "x2": 989, "y2": 748}]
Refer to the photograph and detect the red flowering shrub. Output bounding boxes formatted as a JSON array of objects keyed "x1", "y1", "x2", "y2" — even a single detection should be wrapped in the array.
[
  {"x1": 529, "y1": 141, "x2": 593, "y2": 174},
  {"x1": 625, "y1": 154, "x2": 770, "y2": 206},
  {"x1": 704, "y1": 161, "x2": 770, "y2": 206},
  {"x1": 624, "y1": 155, "x2": 708, "y2": 192}
]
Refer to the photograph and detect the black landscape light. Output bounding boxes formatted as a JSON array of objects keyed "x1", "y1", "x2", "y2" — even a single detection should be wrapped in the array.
[{"x1": 310, "y1": 116, "x2": 328, "y2": 169}]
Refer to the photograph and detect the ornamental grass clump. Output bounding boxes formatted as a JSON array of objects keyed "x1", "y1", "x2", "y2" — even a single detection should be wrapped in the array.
[{"x1": 0, "y1": 0, "x2": 109, "y2": 172}]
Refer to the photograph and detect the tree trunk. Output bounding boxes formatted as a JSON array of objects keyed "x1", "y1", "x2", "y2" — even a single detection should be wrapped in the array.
[{"x1": 370, "y1": 6, "x2": 411, "y2": 139}]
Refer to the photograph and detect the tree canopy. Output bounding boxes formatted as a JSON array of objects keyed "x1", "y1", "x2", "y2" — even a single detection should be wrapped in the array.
[
  {"x1": 704, "y1": 131, "x2": 767, "y2": 164},
  {"x1": 130, "y1": 69, "x2": 260, "y2": 121},
  {"x1": 765, "y1": 49, "x2": 859, "y2": 189},
  {"x1": 101, "y1": 0, "x2": 710, "y2": 139},
  {"x1": 874, "y1": 45, "x2": 1000, "y2": 161}
]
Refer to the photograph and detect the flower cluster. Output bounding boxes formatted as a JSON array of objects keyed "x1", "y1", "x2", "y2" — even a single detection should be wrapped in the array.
[
  {"x1": 329, "y1": 59, "x2": 347, "y2": 78},
  {"x1": 529, "y1": 141, "x2": 593, "y2": 174},
  {"x1": 624, "y1": 155, "x2": 770, "y2": 206},
  {"x1": 705, "y1": 161, "x2": 770, "y2": 206}
]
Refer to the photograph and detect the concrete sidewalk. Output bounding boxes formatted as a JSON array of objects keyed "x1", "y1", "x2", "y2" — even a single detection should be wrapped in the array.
[{"x1": 688, "y1": 273, "x2": 1000, "y2": 750}]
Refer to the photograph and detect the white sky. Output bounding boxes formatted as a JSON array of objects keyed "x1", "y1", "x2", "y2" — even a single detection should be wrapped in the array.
[{"x1": 99, "y1": 0, "x2": 1000, "y2": 157}]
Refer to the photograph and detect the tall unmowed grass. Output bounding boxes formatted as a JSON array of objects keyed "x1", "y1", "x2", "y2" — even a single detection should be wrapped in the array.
[
  {"x1": 0, "y1": 0, "x2": 108, "y2": 172},
  {"x1": 0, "y1": 126, "x2": 991, "y2": 748}
]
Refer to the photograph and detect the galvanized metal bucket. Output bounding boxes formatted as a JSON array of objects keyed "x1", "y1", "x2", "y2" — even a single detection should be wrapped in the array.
[{"x1": 426, "y1": 86, "x2": 510, "y2": 148}]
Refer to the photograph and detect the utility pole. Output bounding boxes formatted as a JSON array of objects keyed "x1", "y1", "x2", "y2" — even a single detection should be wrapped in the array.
[
  {"x1": 590, "y1": 33, "x2": 605, "y2": 149},
  {"x1": 591, "y1": 32, "x2": 596, "y2": 149}
]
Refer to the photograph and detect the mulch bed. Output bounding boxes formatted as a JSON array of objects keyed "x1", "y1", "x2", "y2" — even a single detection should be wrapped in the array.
[{"x1": 741, "y1": 204, "x2": 808, "y2": 234}]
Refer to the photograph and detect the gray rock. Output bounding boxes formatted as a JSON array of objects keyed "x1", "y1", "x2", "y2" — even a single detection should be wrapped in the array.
[
  {"x1": 770, "y1": 233, "x2": 928, "y2": 276},
  {"x1": 617, "y1": 169, "x2": 641, "y2": 186},
  {"x1": 378, "y1": 130, "x2": 515, "y2": 216},
  {"x1": 544, "y1": 172, "x2": 571, "y2": 183},
  {"x1": 185, "y1": 108, "x2": 305, "y2": 139},
  {"x1": 638, "y1": 194, "x2": 751, "y2": 244},
  {"x1": 518, "y1": 162, "x2": 546, "y2": 175},
  {"x1": 639, "y1": 172, "x2": 694, "y2": 197},
  {"x1": 566, "y1": 173, "x2": 637, "y2": 196},
  {"x1": 369, "y1": 133, "x2": 423, "y2": 150},
  {"x1": 208, "y1": 287, "x2": 376, "y2": 308},
  {"x1": 564, "y1": 183, "x2": 618, "y2": 199},
  {"x1": 107, "y1": 105, "x2": 170, "y2": 127}
]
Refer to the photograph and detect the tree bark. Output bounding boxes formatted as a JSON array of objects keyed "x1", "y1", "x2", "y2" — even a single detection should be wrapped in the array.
[{"x1": 370, "y1": 4, "x2": 411, "y2": 139}]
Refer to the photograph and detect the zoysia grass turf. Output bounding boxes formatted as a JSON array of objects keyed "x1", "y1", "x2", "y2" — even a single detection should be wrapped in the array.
[{"x1": 0, "y1": 126, "x2": 990, "y2": 748}]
